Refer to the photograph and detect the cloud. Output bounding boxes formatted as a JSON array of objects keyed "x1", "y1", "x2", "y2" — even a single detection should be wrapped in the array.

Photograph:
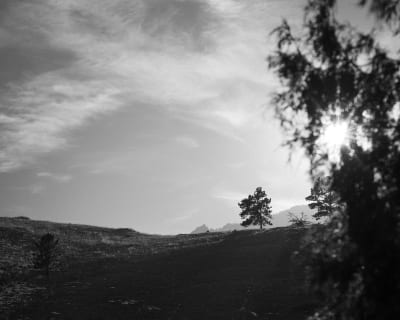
[
  {"x1": 85, "y1": 154, "x2": 135, "y2": 175},
  {"x1": 227, "y1": 162, "x2": 245, "y2": 169},
  {"x1": 29, "y1": 184, "x2": 46, "y2": 195},
  {"x1": 212, "y1": 189, "x2": 245, "y2": 203},
  {"x1": 0, "y1": 0, "x2": 296, "y2": 172},
  {"x1": 0, "y1": 75, "x2": 120, "y2": 171},
  {"x1": 170, "y1": 208, "x2": 200, "y2": 224},
  {"x1": 174, "y1": 135, "x2": 200, "y2": 149},
  {"x1": 37, "y1": 172, "x2": 72, "y2": 183}
]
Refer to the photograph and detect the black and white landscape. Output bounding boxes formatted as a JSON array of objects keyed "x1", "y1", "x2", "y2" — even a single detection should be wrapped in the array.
[
  {"x1": 0, "y1": 212, "x2": 316, "y2": 319},
  {"x1": 1, "y1": 0, "x2": 400, "y2": 319}
]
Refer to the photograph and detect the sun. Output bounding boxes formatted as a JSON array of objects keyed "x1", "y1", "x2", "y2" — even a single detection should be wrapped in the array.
[
  {"x1": 322, "y1": 122, "x2": 349, "y2": 147},
  {"x1": 319, "y1": 121, "x2": 349, "y2": 161}
]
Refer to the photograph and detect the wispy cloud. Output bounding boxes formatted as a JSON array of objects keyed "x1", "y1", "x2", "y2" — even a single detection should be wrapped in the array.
[
  {"x1": 37, "y1": 172, "x2": 72, "y2": 183},
  {"x1": 174, "y1": 135, "x2": 200, "y2": 149},
  {"x1": 86, "y1": 155, "x2": 135, "y2": 175},
  {"x1": 0, "y1": 0, "x2": 297, "y2": 172},
  {"x1": 29, "y1": 184, "x2": 46, "y2": 195},
  {"x1": 227, "y1": 162, "x2": 245, "y2": 170},
  {"x1": 170, "y1": 208, "x2": 200, "y2": 224},
  {"x1": 212, "y1": 189, "x2": 245, "y2": 203}
]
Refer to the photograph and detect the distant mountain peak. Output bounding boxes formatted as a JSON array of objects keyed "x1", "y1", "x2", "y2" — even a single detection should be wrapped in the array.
[
  {"x1": 190, "y1": 224, "x2": 209, "y2": 234},
  {"x1": 190, "y1": 204, "x2": 316, "y2": 234}
]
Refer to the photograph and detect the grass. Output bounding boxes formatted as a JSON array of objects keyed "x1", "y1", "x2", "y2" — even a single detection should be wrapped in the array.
[{"x1": 0, "y1": 217, "x2": 317, "y2": 319}]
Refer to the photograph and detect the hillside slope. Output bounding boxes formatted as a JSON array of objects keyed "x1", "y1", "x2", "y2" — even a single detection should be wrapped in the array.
[
  {"x1": 0, "y1": 216, "x2": 227, "y2": 262},
  {"x1": 0, "y1": 216, "x2": 226, "y2": 317},
  {"x1": 1, "y1": 217, "x2": 316, "y2": 319}
]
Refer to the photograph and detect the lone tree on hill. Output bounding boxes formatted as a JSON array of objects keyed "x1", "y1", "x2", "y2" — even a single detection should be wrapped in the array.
[
  {"x1": 238, "y1": 187, "x2": 272, "y2": 230},
  {"x1": 33, "y1": 233, "x2": 59, "y2": 278},
  {"x1": 305, "y1": 176, "x2": 339, "y2": 220}
]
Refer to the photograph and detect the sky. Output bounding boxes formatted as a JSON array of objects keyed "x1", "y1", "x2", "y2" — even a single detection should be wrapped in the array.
[{"x1": 0, "y1": 0, "x2": 373, "y2": 234}]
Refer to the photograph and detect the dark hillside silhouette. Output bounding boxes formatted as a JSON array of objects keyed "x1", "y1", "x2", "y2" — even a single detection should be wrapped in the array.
[{"x1": 0, "y1": 217, "x2": 314, "y2": 319}]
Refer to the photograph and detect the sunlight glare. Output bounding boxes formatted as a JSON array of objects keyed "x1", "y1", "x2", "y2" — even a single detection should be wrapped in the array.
[{"x1": 319, "y1": 121, "x2": 349, "y2": 162}]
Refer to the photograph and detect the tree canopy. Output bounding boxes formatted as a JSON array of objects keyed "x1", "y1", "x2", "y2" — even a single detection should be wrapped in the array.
[
  {"x1": 238, "y1": 187, "x2": 272, "y2": 230},
  {"x1": 288, "y1": 212, "x2": 311, "y2": 227},
  {"x1": 33, "y1": 233, "x2": 59, "y2": 278},
  {"x1": 305, "y1": 176, "x2": 339, "y2": 220},
  {"x1": 269, "y1": 0, "x2": 400, "y2": 318}
]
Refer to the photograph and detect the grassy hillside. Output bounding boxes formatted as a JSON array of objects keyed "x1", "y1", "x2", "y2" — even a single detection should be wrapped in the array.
[{"x1": 0, "y1": 217, "x2": 316, "y2": 319}]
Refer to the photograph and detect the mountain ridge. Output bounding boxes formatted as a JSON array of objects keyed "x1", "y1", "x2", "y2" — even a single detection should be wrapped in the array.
[{"x1": 191, "y1": 204, "x2": 316, "y2": 234}]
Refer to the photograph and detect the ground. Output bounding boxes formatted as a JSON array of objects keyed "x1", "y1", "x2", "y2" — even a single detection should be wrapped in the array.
[{"x1": 0, "y1": 217, "x2": 317, "y2": 319}]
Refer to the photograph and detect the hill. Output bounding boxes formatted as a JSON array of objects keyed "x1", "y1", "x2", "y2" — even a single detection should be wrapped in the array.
[
  {"x1": 0, "y1": 216, "x2": 226, "y2": 260},
  {"x1": 192, "y1": 204, "x2": 316, "y2": 233},
  {"x1": 0, "y1": 216, "x2": 316, "y2": 319}
]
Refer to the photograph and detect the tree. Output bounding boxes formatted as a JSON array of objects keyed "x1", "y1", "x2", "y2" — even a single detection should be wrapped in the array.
[
  {"x1": 360, "y1": 0, "x2": 400, "y2": 33},
  {"x1": 269, "y1": 0, "x2": 400, "y2": 318},
  {"x1": 288, "y1": 212, "x2": 311, "y2": 227},
  {"x1": 238, "y1": 187, "x2": 272, "y2": 230},
  {"x1": 305, "y1": 176, "x2": 339, "y2": 220},
  {"x1": 33, "y1": 233, "x2": 59, "y2": 278}
]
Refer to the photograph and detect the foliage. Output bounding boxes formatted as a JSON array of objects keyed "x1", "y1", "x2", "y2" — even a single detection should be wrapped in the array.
[
  {"x1": 269, "y1": 0, "x2": 400, "y2": 319},
  {"x1": 33, "y1": 233, "x2": 59, "y2": 277},
  {"x1": 238, "y1": 187, "x2": 272, "y2": 230},
  {"x1": 288, "y1": 212, "x2": 311, "y2": 227},
  {"x1": 305, "y1": 176, "x2": 339, "y2": 220},
  {"x1": 360, "y1": 0, "x2": 400, "y2": 33},
  {"x1": 297, "y1": 213, "x2": 360, "y2": 317}
]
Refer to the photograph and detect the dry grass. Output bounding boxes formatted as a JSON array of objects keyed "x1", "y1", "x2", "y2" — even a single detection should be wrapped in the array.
[{"x1": 0, "y1": 217, "x2": 316, "y2": 319}]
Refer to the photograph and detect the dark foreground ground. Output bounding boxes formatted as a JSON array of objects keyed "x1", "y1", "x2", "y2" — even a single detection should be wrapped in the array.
[{"x1": 1, "y1": 218, "x2": 317, "y2": 320}]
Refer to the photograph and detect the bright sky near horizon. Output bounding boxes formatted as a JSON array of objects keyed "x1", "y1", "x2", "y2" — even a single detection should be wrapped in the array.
[{"x1": 0, "y1": 0, "x2": 371, "y2": 234}]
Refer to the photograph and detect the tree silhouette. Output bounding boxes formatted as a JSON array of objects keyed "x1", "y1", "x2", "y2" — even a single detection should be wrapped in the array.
[
  {"x1": 238, "y1": 187, "x2": 272, "y2": 230},
  {"x1": 269, "y1": 0, "x2": 400, "y2": 318},
  {"x1": 288, "y1": 212, "x2": 311, "y2": 227},
  {"x1": 360, "y1": 0, "x2": 400, "y2": 33},
  {"x1": 305, "y1": 176, "x2": 339, "y2": 220},
  {"x1": 33, "y1": 233, "x2": 59, "y2": 278}
]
